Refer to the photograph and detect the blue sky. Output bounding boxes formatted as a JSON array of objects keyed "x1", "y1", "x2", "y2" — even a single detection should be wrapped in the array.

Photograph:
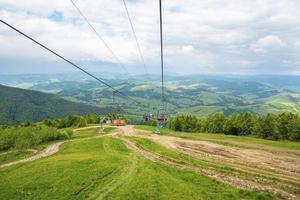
[
  {"x1": 1, "y1": 0, "x2": 300, "y2": 75},
  {"x1": 48, "y1": 11, "x2": 63, "y2": 22}
]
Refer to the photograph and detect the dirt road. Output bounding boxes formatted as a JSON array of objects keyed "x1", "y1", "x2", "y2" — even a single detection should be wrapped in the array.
[{"x1": 116, "y1": 125, "x2": 300, "y2": 200}]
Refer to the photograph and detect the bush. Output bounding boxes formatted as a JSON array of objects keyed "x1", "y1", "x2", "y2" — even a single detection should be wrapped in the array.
[
  {"x1": 60, "y1": 129, "x2": 73, "y2": 139},
  {"x1": 0, "y1": 125, "x2": 67, "y2": 151},
  {"x1": 147, "y1": 119, "x2": 157, "y2": 126},
  {"x1": 0, "y1": 114, "x2": 112, "y2": 151}
]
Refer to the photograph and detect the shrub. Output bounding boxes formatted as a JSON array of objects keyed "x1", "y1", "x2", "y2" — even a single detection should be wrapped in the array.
[
  {"x1": 0, "y1": 125, "x2": 67, "y2": 151},
  {"x1": 147, "y1": 119, "x2": 157, "y2": 126}
]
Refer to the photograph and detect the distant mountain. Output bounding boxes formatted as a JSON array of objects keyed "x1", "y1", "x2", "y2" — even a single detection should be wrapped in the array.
[
  {"x1": 0, "y1": 84, "x2": 114, "y2": 125},
  {"x1": 27, "y1": 77, "x2": 300, "y2": 116},
  {"x1": 1, "y1": 74, "x2": 300, "y2": 117}
]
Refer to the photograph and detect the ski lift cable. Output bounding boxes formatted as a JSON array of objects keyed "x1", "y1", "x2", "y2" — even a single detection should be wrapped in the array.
[
  {"x1": 0, "y1": 19, "x2": 148, "y2": 109},
  {"x1": 122, "y1": 0, "x2": 148, "y2": 75},
  {"x1": 70, "y1": 0, "x2": 130, "y2": 75}
]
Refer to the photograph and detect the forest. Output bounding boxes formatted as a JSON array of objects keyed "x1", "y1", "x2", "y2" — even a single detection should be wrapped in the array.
[{"x1": 167, "y1": 112, "x2": 300, "y2": 141}]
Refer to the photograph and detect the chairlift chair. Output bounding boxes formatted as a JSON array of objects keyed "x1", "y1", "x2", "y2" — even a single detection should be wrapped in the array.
[{"x1": 155, "y1": 107, "x2": 168, "y2": 134}]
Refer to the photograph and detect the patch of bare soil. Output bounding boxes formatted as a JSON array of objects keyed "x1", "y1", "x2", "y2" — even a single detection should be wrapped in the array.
[{"x1": 116, "y1": 126, "x2": 299, "y2": 200}]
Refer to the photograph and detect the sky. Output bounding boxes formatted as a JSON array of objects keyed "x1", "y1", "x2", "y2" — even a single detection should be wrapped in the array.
[{"x1": 0, "y1": 0, "x2": 300, "y2": 75}]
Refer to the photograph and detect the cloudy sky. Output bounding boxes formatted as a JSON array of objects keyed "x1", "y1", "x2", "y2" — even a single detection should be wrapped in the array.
[{"x1": 1, "y1": 0, "x2": 300, "y2": 75}]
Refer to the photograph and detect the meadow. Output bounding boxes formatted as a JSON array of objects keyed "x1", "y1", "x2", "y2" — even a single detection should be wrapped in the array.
[{"x1": 0, "y1": 127, "x2": 280, "y2": 200}]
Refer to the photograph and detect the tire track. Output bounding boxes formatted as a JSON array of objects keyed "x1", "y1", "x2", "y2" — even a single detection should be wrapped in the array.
[
  {"x1": 95, "y1": 154, "x2": 138, "y2": 200},
  {"x1": 116, "y1": 126, "x2": 298, "y2": 200}
]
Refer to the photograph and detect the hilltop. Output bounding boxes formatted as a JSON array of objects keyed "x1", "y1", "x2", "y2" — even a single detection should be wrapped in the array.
[{"x1": 0, "y1": 84, "x2": 113, "y2": 125}]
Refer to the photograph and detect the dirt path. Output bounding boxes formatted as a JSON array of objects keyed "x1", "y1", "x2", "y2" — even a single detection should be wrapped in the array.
[
  {"x1": 0, "y1": 128, "x2": 115, "y2": 169},
  {"x1": 73, "y1": 126, "x2": 100, "y2": 132},
  {"x1": 0, "y1": 141, "x2": 64, "y2": 169},
  {"x1": 115, "y1": 125, "x2": 299, "y2": 200}
]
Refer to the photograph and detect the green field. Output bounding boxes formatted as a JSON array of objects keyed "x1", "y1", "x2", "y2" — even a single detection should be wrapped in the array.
[{"x1": 0, "y1": 127, "x2": 279, "y2": 200}]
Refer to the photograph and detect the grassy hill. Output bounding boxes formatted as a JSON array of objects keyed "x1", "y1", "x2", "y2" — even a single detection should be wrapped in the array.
[
  {"x1": 28, "y1": 76, "x2": 300, "y2": 116},
  {"x1": 1, "y1": 125, "x2": 298, "y2": 199},
  {"x1": 0, "y1": 84, "x2": 113, "y2": 125},
  {"x1": 2, "y1": 74, "x2": 300, "y2": 116}
]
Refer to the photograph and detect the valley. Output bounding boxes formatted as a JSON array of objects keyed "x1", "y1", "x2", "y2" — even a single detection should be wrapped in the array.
[{"x1": 1, "y1": 74, "x2": 300, "y2": 118}]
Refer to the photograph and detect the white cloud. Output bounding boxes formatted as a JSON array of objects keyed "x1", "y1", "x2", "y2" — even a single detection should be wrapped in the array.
[
  {"x1": 0, "y1": 0, "x2": 300, "y2": 74},
  {"x1": 181, "y1": 45, "x2": 194, "y2": 54},
  {"x1": 257, "y1": 35, "x2": 285, "y2": 48},
  {"x1": 250, "y1": 35, "x2": 286, "y2": 53}
]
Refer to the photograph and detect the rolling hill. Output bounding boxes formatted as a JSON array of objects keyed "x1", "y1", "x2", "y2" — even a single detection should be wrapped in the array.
[
  {"x1": 1, "y1": 73, "x2": 300, "y2": 117},
  {"x1": 0, "y1": 84, "x2": 114, "y2": 125},
  {"x1": 27, "y1": 75, "x2": 300, "y2": 116}
]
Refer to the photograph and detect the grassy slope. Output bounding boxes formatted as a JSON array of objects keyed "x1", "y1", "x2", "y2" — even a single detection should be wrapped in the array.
[
  {"x1": 0, "y1": 84, "x2": 113, "y2": 125},
  {"x1": 0, "y1": 137, "x2": 130, "y2": 200},
  {"x1": 72, "y1": 127, "x2": 114, "y2": 139},
  {"x1": 135, "y1": 125, "x2": 300, "y2": 151},
  {"x1": 0, "y1": 128, "x2": 275, "y2": 200},
  {"x1": 0, "y1": 151, "x2": 33, "y2": 165},
  {"x1": 0, "y1": 127, "x2": 113, "y2": 165}
]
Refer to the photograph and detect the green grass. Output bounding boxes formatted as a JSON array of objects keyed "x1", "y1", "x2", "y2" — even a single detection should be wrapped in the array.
[
  {"x1": 0, "y1": 135, "x2": 275, "y2": 199},
  {"x1": 0, "y1": 137, "x2": 131, "y2": 200},
  {"x1": 72, "y1": 127, "x2": 114, "y2": 139},
  {"x1": 0, "y1": 127, "x2": 114, "y2": 166},
  {"x1": 107, "y1": 159, "x2": 275, "y2": 200},
  {"x1": 0, "y1": 150, "x2": 33, "y2": 165},
  {"x1": 135, "y1": 125, "x2": 300, "y2": 151}
]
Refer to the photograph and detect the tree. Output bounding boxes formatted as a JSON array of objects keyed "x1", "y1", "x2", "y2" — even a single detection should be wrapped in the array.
[
  {"x1": 237, "y1": 113, "x2": 256, "y2": 135},
  {"x1": 169, "y1": 116, "x2": 182, "y2": 131},
  {"x1": 223, "y1": 113, "x2": 239, "y2": 135},
  {"x1": 277, "y1": 113, "x2": 292, "y2": 140},
  {"x1": 286, "y1": 114, "x2": 300, "y2": 141},
  {"x1": 206, "y1": 113, "x2": 226, "y2": 133},
  {"x1": 167, "y1": 113, "x2": 299, "y2": 141},
  {"x1": 77, "y1": 117, "x2": 87, "y2": 127},
  {"x1": 253, "y1": 114, "x2": 279, "y2": 140}
]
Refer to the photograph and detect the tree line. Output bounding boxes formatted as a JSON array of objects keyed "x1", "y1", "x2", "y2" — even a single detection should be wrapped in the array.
[{"x1": 167, "y1": 113, "x2": 300, "y2": 141}]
